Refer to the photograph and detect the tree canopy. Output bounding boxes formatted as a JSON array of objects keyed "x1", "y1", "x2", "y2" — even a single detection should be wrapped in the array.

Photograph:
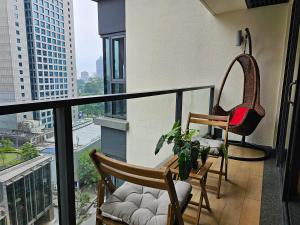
[
  {"x1": 77, "y1": 77, "x2": 105, "y2": 117},
  {"x1": 20, "y1": 142, "x2": 39, "y2": 161},
  {"x1": 0, "y1": 138, "x2": 16, "y2": 165},
  {"x1": 77, "y1": 149, "x2": 100, "y2": 186}
]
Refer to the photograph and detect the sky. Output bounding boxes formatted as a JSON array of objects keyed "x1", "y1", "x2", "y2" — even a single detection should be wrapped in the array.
[{"x1": 73, "y1": 0, "x2": 102, "y2": 78}]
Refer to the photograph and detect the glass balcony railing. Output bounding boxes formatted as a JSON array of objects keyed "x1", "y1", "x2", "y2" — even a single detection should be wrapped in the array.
[{"x1": 0, "y1": 85, "x2": 214, "y2": 225}]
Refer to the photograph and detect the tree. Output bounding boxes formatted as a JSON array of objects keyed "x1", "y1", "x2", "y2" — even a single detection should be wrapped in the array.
[
  {"x1": 75, "y1": 191, "x2": 90, "y2": 213},
  {"x1": 0, "y1": 138, "x2": 15, "y2": 165},
  {"x1": 77, "y1": 79, "x2": 85, "y2": 95},
  {"x1": 0, "y1": 138, "x2": 15, "y2": 151},
  {"x1": 83, "y1": 77, "x2": 104, "y2": 95},
  {"x1": 20, "y1": 142, "x2": 39, "y2": 161},
  {"x1": 78, "y1": 103, "x2": 104, "y2": 117},
  {"x1": 77, "y1": 77, "x2": 105, "y2": 118},
  {"x1": 77, "y1": 150, "x2": 100, "y2": 186}
]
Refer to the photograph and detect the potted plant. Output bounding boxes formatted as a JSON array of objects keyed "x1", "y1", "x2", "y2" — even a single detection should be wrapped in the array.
[
  {"x1": 155, "y1": 121, "x2": 201, "y2": 180},
  {"x1": 199, "y1": 144, "x2": 228, "y2": 164},
  {"x1": 200, "y1": 146, "x2": 210, "y2": 164}
]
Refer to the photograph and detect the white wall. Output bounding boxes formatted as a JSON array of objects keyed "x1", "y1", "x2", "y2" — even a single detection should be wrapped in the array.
[{"x1": 125, "y1": 0, "x2": 289, "y2": 167}]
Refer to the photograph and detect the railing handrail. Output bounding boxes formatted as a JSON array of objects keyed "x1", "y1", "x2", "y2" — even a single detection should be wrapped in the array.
[{"x1": 0, "y1": 85, "x2": 214, "y2": 115}]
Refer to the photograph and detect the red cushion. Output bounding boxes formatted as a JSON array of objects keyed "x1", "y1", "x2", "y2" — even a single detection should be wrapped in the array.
[{"x1": 229, "y1": 107, "x2": 250, "y2": 126}]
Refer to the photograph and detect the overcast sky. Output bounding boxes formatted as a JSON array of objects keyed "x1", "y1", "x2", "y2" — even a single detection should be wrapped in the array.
[{"x1": 73, "y1": 0, "x2": 102, "y2": 78}]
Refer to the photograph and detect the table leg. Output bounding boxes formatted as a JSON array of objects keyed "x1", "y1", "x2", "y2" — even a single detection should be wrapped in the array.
[
  {"x1": 201, "y1": 174, "x2": 211, "y2": 211},
  {"x1": 195, "y1": 189, "x2": 204, "y2": 225},
  {"x1": 195, "y1": 174, "x2": 211, "y2": 225}
]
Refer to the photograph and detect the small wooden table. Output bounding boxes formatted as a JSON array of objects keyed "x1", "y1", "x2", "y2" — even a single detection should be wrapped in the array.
[{"x1": 162, "y1": 156, "x2": 212, "y2": 225}]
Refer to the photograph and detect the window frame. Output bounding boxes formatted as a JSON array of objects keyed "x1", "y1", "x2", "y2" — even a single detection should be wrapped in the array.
[{"x1": 103, "y1": 33, "x2": 126, "y2": 119}]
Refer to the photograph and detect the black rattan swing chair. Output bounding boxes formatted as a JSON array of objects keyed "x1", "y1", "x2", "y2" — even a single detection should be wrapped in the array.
[{"x1": 213, "y1": 28, "x2": 270, "y2": 161}]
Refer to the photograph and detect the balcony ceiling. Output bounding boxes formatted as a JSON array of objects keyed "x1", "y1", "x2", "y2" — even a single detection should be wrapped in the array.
[
  {"x1": 246, "y1": 0, "x2": 289, "y2": 8},
  {"x1": 200, "y1": 0, "x2": 289, "y2": 15}
]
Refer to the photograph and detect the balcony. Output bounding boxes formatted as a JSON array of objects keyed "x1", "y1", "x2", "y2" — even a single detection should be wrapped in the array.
[
  {"x1": 0, "y1": 0, "x2": 299, "y2": 225},
  {"x1": 0, "y1": 86, "x2": 266, "y2": 225}
]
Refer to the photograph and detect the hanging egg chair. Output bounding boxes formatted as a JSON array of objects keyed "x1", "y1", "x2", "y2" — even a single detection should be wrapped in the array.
[
  {"x1": 213, "y1": 53, "x2": 265, "y2": 136},
  {"x1": 213, "y1": 28, "x2": 269, "y2": 161}
]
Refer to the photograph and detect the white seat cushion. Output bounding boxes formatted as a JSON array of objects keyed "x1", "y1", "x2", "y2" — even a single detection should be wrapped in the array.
[
  {"x1": 192, "y1": 135, "x2": 223, "y2": 155},
  {"x1": 101, "y1": 181, "x2": 192, "y2": 225}
]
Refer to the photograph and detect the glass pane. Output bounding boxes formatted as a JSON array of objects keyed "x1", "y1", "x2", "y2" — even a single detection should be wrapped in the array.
[
  {"x1": 72, "y1": 106, "x2": 101, "y2": 224},
  {"x1": 7, "y1": 184, "x2": 17, "y2": 225},
  {"x1": 25, "y1": 176, "x2": 33, "y2": 222},
  {"x1": 104, "y1": 38, "x2": 112, "y2": 116},
  {"x1": 112, "y1": 38, "x2": 125, "y2": 80},
  {"x1": 0, "y1": 111, "x2": 57, "y2": 224},
  {"x1": 35, "y1": 167, "x2": 44, "y2": 215},
  {"x1": 43, "y1": 164, "x2": 52, "y2": 207},
  {"x1": 104, "y1": 38, "x2": 112, "y2": 94},
  {"x1": 281, "y1": 30, "x2": 300, "y2": 173},
  {"x1": 111, "y1": 83, "x2": 126, "y2": 118},
  {"x1": 14, "y1": 178, "x2": 27, "y2": 225}
]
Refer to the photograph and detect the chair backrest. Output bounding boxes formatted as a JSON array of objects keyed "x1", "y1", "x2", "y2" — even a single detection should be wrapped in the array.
[
  {"x1": 186, "y1": 113, "x2": 230, "y2": 145},
  {"x1": 89, "y1": 150, "x2": 185, "y2": 225},
  {"x1": 215, "y1": 54, "x2": 261, "y2": 109}
]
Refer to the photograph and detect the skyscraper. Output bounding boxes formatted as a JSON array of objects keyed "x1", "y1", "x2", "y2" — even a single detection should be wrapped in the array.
[
  {"x1": 0, "y1": 0, "x2": 78, "y2": 130},
  {"x1": 0, "y1": 0, "x2": 33, "y2": 129},
  {"x1": 24, "y1": 0, "x2": 77, "y2": 128},
  {"x1": 80, "y1": 70, "x2": 89, "y2": 82},
  {"x1": 96, "y1": 56, "x2": 103, "y2": 79}
]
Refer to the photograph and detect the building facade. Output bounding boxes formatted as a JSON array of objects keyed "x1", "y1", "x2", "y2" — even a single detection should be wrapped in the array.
[
  {"x1": 93, "y1": 0, "x2": 127, "y2": 165},
  {"x1": 0, "y1": 155, "x2": 53, "y2": 225},
  {"x1": 0, "y1": 0, "x2": 33, "y2": 130},
  {"x1": 80, "y1": 71, "x2": 89, "y2": 82},
  {"x1": 96, "y1": 56, "x2": 103, "y2": 79},
  {"x1": 23, "y1": 0, "x2": 77, "y2": 128}
]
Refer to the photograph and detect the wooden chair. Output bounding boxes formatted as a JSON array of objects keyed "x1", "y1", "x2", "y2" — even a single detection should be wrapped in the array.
[
  {"x1": 186, "y1": 113, "x2": 229, "y2": 198},
  {"x1": 89, "y1": 150, "x2": 192, "y2": 225}
]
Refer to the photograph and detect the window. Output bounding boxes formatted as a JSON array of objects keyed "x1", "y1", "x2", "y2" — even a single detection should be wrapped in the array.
[
  {"x1": 103, "y1": 35, "x2": 126, "y2": 119},
  {"x1": 7, "y1": 184, "x2": 17, "y2": 225}
]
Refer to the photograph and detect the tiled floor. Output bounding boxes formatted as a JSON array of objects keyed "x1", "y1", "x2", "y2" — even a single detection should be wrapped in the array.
[{"x1": 184, "y1": 145, "x2": 264, "y2": 225}]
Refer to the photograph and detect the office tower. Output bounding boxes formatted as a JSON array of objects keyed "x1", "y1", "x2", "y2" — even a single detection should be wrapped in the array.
[
  {"x1": 96, "y1": 56, "x2": 103, "y2": 79},
  {"x1": 24, "y1": 0, "x2": 77, "y2": 128},
  {"x1": 0, "y1": 0, "x2": 33, "y2": 129},
  {"x1": 80, "y1": 71, "x2": 89, "y2": 82}
]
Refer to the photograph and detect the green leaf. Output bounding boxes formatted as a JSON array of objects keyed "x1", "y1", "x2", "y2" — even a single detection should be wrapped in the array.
[
  {"x1": 172, "y1": 121, "x2": 181, "y2": 130},
  {"x1": 155, "y1": 135, "x2": 166, "y2": 155},
  {"x1": 166, "y1": 126, "x2": 180, "y2": 139},
  {"x1": 219, "y1": 144, "x2": 229, "y2": 161},
  {"x1": 172, "y1": 144, "x2": 181, "y2": 155},
  {"x1": 167, "y1": 135, "x2": 175, "y2": 144},
  {"x1": 178, "y1": 151, "x2": 191, "y2": 180},
  {"x1": 184, "y1": 129, "x2": 199, "y2": 141}
]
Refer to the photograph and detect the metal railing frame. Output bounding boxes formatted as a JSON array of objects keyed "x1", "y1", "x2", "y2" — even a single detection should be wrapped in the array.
[{"x1": 0, "y1": 85, "x2": 214, "y2": 225}]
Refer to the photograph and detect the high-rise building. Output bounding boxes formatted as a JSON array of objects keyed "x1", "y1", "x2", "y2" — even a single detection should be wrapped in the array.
[
  {"x1": 0, "y1": 0, "x2": 78, "y2": 130},
  {"x1": 80, "y1": 71, "x2": 89, "y2": 82},
  {"x1": 96, "y1": 56, "x2": 103, "y2": 79},
  {"x1": 23, "y1": 0, "x2": 77, "y2": 128},
  {"x1": 0, "y1": 0, "x2": 33, "y2": 130}
]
